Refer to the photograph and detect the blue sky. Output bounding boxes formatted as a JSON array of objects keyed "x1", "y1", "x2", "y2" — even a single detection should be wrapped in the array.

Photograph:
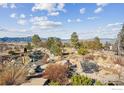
[{"x1": 0, "y1": 3, "x2": 124, "y2": 39}]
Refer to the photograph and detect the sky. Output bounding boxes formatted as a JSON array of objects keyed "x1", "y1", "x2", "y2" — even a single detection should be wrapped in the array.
[{"x1": 0, "y1": 3, "x2": 124, "y2": 39}]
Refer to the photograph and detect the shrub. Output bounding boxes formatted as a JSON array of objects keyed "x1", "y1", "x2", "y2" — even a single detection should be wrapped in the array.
[
  {"x1": 100, "y1": 54, "x2": 107, "y2": 60},
  {"x1": 112, "y1": 57, "x2": 124, "y2": 66},
  {"x1": 43, "y1": 64, "x2": 68, "y2": 85},
  {"x1": 50, "y1": 43, "x2": 62, "y2": 56},
  {"x1": 48, "y1": 81, "x2": 61, "y2": 85},
  {"x1": 84, "y1": 55, "x2": 95, "y2": 60},
  {"x1": 8, "y1": 50, "x2": 16, "y2": 55},
  {"x1": 0, "y1": 62, "x2": 29, "y2": 85},
  {"x1": 95, "y1": 80, "x2": 104, "y2": 85},
  {"x1": 71, "y1": 75, "x2": 93, "y2": 85},
  {"x1": 78, "y1": 47, "x2": 88, "y2": 55},
  {"x1": 32, "y1": 34, "x2": 41, "y2": 47},
  {"x1": 25, "y1": 42, "x2": 33, "y2": 50},
  {"x1": 71, "y1": 75, "x2": 103, "y2": 85},
  {"x1": 107, "y1": 82, "x2": 115, "y2": 85},
  {"x1": 47, "y1": 37, "x2": 62, "y2": 56}
]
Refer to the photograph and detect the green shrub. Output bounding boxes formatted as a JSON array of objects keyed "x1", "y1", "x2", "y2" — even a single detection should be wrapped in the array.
[
  {"x1": 8, "y1": 51, "x2": 16, "y2": 55},
  {"x1": 95, "y1": 80, "x2": 104, "y2": 85},
  {"x1": 71, "y1": 75, "x2": 104, "y2": 85},
  {"x1": 48, "y1": 81, "x2": 61, "y2": 85},
  {"x1": 26, "y1": 42, "x2": 33, "y2": 50},
  {"x1": 71, "y1": 75, "x2": 93, "y2": 85},
  {"x1": 78, "y1": 47, "x2": 88, "y2": 55},
  {"x1": 47, "y1": 37, "x2": 62, "y2": 56}
]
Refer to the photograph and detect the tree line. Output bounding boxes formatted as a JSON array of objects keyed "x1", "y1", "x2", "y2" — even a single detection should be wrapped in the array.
[{"x1": 26, "y1": 32, "x2": 103, "y2": 56}]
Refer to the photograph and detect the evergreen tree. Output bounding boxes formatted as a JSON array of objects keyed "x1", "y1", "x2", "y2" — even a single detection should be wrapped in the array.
[
  {"x1": 46, "y1": 37, "x2": 62, "y2": 56},
  {"x1": 32, "y1": 34, "x2": 41, "y2": 47},
  {"x1": 26, "y1": 42, "x2": 32, "y2": 50},
  {"x1": 94, "y1": 37, "x2": 102, "y2": 49},
  {"x1": 70, "y1": 32, "x2": 80, "y2": 49}
]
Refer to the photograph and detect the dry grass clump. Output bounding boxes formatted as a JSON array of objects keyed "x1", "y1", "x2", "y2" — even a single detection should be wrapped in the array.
[
  {"x1": 100, "y1": 54, "x2": 107, "y2": 60},
  {"x1": 0, "y1": 62, "x2": 29, "y2": 85},
  {"x1": 84, "y1": 55, "x2": 95, "y2": 61},
  {"x1": 112, "y1": 56, "x2": 124, "y2": 66},
  {"x1": 43, "y1": 64, "x2": 69, "y2": 85}
]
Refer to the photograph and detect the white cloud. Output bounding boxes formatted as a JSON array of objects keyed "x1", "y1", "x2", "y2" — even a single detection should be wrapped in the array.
[
  {"x1": 10, "y1": 13, "x2": 16, "y2": 18},
  {"x1": 17, "y1": 19, "x2": 27, "y2": 25},
  {"x1": 30, "y1": 14, "x2": 33, "y2": 17},
  {"x1": 96, "y1": 3, "x2": 108, "y2": 7},
  {"x1": 32, "y1": 3, "x2": 66, "y2": 16},
  {"x1": 67, "y1": 18, "x2": 82, "y2": 23},
  {"x1": 112, "y1": 27, "x2": 121, "y2": 31},
  {"x1": 0, "y1": 26, "x2": 7, "y2": 32},
  {"x1": 67, "y1": 19, "x2": 72, "y2": 23},
  {"x1": 48, "y1": 12, "x2": 59, "y2": 16},
  {"x1": 0, "y1": 3, "x2": 16, "y2": 9},
  {"x1": 8, "y1": 28, "x2": 28, "y2": 32},
  {"x1": 32, "y1": 3, "x2": 56, "y2": 12},
  {"x1": 57, "y1": 3, "x2": 66, "y2": 12},
  {"x1": 80, "y1": 8, "x2": 85, "y2": 14},
  {"x1": 20, "y1": 14, "x2": 26, "y2": 18},
  {"x1": 18, "y1": 29, "x2": 27, "y2": 32},
  {"x1": 0, "y1": 3, "x2": 8, "y2": 8},
  {"x1": 94, "y1": 7, "x2": 103, "y2": 13},
  {"x1": 30, "y1": 16, "x2": 62, "y2": 29},
  {"x1": 10, "y1": 4, "x2": 16, "y2": 9},
  {"x1": 76, "y1": 18, "x2": 82, "y2": 22},
  {"x1": 107, "y1": 22, "x2": 122, "y2": 27},
  {"x1": 87, "y1": 16, "x2": 99, "y2": 20},
  {"x1": 94, "y1": 3, "x2": 108, "y2": 14}
]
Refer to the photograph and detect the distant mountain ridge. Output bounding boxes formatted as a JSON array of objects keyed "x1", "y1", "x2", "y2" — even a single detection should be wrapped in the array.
[
  {"x1": 0, "y1": 37, "x2": 32, "y2": 42},
  {"x1": 0, "y1": 37, "x2": 116, "y2": 44}
]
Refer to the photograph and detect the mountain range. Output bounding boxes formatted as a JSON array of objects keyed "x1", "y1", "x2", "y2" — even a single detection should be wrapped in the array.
[{"x1": 0, "y1": 37, "x2": 116, "y2": 44}]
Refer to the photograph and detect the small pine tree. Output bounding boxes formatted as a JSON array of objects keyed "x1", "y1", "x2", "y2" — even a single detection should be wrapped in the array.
[
  {"x1": 26, "y1": 42, "x2": 32, "y2": 50},
  {"x1": 78, "y1": 47, "x2": 88, "y2": 55},
  {"x1": 70, "y1": 32, "x2": 80, "y2": 49},
  {"x1": 32, "y1": 34, "x2": 41, "y2": 47}
]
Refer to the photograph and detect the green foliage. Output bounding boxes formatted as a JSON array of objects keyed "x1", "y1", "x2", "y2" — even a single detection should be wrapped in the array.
[
  {"x1": 95, "y1": 80, "x2": 104, "y2": 85},
  {"x1": 71, "y1": 75, "x2": 103, "y2": 85},
  {"x1": 78, "y1": 47, "x2": 88, "y2": 55},
  {"x1": 8, "y1": 50, "x2": 16, "y2": 55},
  {"x1": 79, "y1": 37, "x2": 103, "y2": 50},
  {"x1": 94, "y1": 37, "x2": 103, "y2": 49},
  {"x1": 32, "y1": 34, "x2": 41, "y2": 47},
  {"x1": 50, "y1": 43, "x2": 62, "y2": 56},
  {"x1": 49, "y1": 81, "x2": 61, "y2": 85},
  {"x1": 71, "y1": 75, "x2": 93, "y2": 85},
  {"x1": 25, "y1": 42, "x2": 32, "y2": 50},
  {"x1": 46, "y1": 37, "x2": 55, "y2": 49},
  {"x1": 70, "y1": 32, "x2": 80, "y2": 49},
  {"x1": 47, "y1": 37, "x2": 62, "y2": 56}
]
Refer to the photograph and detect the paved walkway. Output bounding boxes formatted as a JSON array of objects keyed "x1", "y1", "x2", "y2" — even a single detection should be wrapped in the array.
[{"x1": 22, "y1": 78, "x2": 48, "y2": 85}]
